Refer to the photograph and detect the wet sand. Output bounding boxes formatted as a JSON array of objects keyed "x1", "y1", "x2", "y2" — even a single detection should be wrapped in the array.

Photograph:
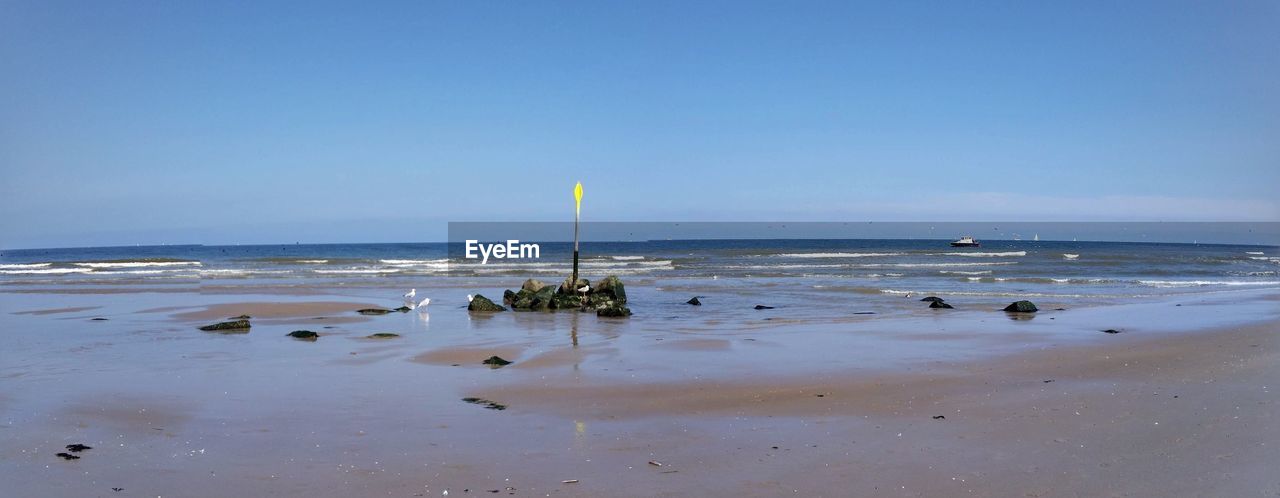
[{"x1": 1, "y1": 288, "x2": 1277, "y2": 497}]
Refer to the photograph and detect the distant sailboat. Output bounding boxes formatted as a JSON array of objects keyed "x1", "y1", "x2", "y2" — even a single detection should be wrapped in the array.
[{"x1": 1033, "y1": 234, "x2": 1039, "y2": 241}]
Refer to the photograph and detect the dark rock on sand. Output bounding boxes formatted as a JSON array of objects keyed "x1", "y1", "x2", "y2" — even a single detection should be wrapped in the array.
[
  {"x1": 686, "y1": 297, "x2": 702, "y2": 306},
  {"x1": 929, "y1": 301, "x2": 954, "y2": 309},
  {"x1": 65, "y1": 444, "x2": 92, "y2": 452},
  {"x1": 932, "y1": 415, "x2": 946, "y2": 420},
  {"x1": 199, "y1": 319, "x2": 250, "y2": 332},
  {"x1": 754, "y1": 305, "x2": 774, "y2": 310},
  {"x1": 597, "y1": 305, "x2": 632, "y2": 317},
  {"x1": 1102, "y1": 329, "x2": 1122, "y2": 334},
  {"x1": 90, "y1": 317, "x2": 108, "y2": 321},
  {"x1": 366, "y1": 333, "x2": 400, "y2": 339},
  {"x1": 853, "y1": 311, "x2": 876, "y2": 315},
  {"x1": 1003, "y1": 300, "x2": 1038, "y2": 313},
  {"x1": 287, "y1": 330, "x2": 319, "y2": 341},
  {"x1": 56, "y1": 453, "x2": 80, "y2": 460},
  {"x1": 920, "y1": 296, "x2": 946, "y2": 303},
  {"x1": 461, "y1": 397, "x2": 507, "y2": 410},
  {"x1": 393, "y1": 306, "x2": 412, "y2": 313},
  {"x1": 357, "y1": 308, "x2": 393, "y2": 315},
  {"x1": 482, "y1": 355, "x2": 513, "y2": 367},
  {"x1": 467, "y1": 294, "x2": 506, "y2": 312},
  {"x1": 503, "y1": 289, "x2": 519, "y2": 307}
]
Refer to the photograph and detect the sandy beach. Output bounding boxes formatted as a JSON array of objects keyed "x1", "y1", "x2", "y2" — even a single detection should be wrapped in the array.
[{"x1": 2, "y1": 283, "x2": 1278, "y2": 497}]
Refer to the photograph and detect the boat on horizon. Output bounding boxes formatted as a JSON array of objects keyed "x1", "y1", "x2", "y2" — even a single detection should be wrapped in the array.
[{"x1": 950, "y1": 236, "x2": 981, "y2": 247}]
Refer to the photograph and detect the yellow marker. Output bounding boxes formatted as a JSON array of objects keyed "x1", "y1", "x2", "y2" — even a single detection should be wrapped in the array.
[
  {"x1": 572, "y1": 182, "x2": 583, "y2": 286},
  {"x1": 574, "y1": 182, "x2": 583, "y2": 216}
]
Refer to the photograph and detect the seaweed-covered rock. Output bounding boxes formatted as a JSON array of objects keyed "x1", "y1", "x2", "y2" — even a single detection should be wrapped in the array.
[
  {"x1": 199, "y1": 319, "x2": 250, "y2": 332},
  {"x1": 287, "y1": 330, "x2": 318, "y2": 341},
  {"x1": 467, "y1": 294, "x2": 506, "y2": 312},
  {"x1": 503, "y1": 289, "x2": 519, "y2": 307},
  {"x1": 1003, "y1": 300, "x2": 1038, "y2": 313},
  {"x1": 686, "y1": 297, "x2": 702, "y2": 306},
  {"x1": 482, "y1": 355, "x2": 512, "y2": 367},
  {"x1": 919, "y1": 296, "x2": 945, "y2": 303},
  {"x1": 754, "y1": 305, "x2": 774, "y2": 310},
  {"x1": 366, "y1": 333, "x2": 400, "y2": 339},
  {"x1": 551, "y1": 293, "x2": 583, "y2": 310},
  {"x1": 528, "y1": 286, "x2": 556, "y2": 311},
  {"x1": 594, "y1": 275, "x2": 627, "y2": 303},
  {"x1": 393, "y1": 306, "x2": 412, "y2": 313},
  {"x1": 357, "y1": 308, "x2": 393, "y2": 315},
  {"x1": 929, "y1": 301, "x2": 954, "y2": 309},
  {"x1": 558, "y1": 276, "x2": 590, "y2": 295},
  {"x1": 596, "y1": 305, "x2": 632, "y2": 317},
  {"x1": 521, "y1": 278, "x2": 548, "y2": 293}
]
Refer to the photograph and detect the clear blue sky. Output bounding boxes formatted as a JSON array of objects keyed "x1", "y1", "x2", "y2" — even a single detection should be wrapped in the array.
[{"x1": 2, "y1": 1, "x2": 1277, "y2": 248}]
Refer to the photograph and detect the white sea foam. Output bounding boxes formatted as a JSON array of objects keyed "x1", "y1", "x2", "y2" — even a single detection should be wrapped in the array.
[
  {"x1": 296, "y1": 260, "x2": 329, "y2": 264},
  {"x1": 610, "y1": 256, "x2": 645, "y2": 260},
  {"x1": 1063, "y1": 254, "x2": 1080, "y2": 259},
  {"x1": 939, "y1": 270, "x2": 992, "y2": 275},
  {"x1": 380, "y1": 259, "x2": 448, "y2": 265},
  {"x1": 91, "y1": 270, "x2": 194, "y2": 275},
  {"x1": 0, "y1": 263, "x2": 52, "y2": 269},
  {"x1": 776, "y1": 252, "x2": 904, "y2": 258},
  {"x1": 1246, "y1": 251, "x2": 1265, "y2": 255},
  {"x1": 74, "y1": 261, "x2": 202, "y2": 268},
  {"x1": 940, "y1": 251, "x2": 1026, "y2": 257}
]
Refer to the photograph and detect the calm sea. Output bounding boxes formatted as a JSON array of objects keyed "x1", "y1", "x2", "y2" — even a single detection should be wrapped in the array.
[{"x1": 2, "y1": 240, "x2": 1277, "y2": 304}]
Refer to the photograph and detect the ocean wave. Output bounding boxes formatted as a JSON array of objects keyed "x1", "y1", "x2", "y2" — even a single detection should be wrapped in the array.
[
  {"x1": 313, "y1": 268, "x2": 403, "y2": 274},
  {"x1": 1246, "y1": 251, "x2": 1265, "y2": 255},
  {"x1": 0, "y1": 268, "x2": 94, "y2": 275},
  {"x1": 296, "y1": 259, "x2": 329, "y2": 264},
  {"x1": 939, "y1": 270, "x2": 992, "y2": 275},
  {"x1": 940, "y1": 251, "x2": 1026, "y2": 257},
  {"x1": 1138, "y1": 280, "x2": 1280, "y2": 288},
  {"x1": 199, "y1": 269, "x2": 293, "y2": 276},
  {"x1": 858, "y1": 262, "x2": 1018, "y2": 268},
  {"x1": 380, "y1": 259, "x2": 449, "y2": 265},
  {"x1": 0, "y1": 263, "x2": 53, "y2": 269},
  {"x1": 775, "y1": 252, "x2": 905, "y2": 258},
  {"x1": 91, "y1": 269, "x2": 199, "y2": 275},
  {"x1": 74, "y1": 261, "x2": 202, "y2": 268},
  {"x1": 610, "y1": 256, "x2": 645, "y2": 260}
]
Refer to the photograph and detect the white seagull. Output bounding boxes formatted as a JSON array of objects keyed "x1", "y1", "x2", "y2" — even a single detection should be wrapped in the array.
[
  {"x1": 466, "y1": 294, "x2": 474, "y2": 303},
  {"x1": 416, "y1": 297, "x2": 431, "y2": 312},
  {"x1": 403, "y1": 288, "x2": 416, "y2": 307}
]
